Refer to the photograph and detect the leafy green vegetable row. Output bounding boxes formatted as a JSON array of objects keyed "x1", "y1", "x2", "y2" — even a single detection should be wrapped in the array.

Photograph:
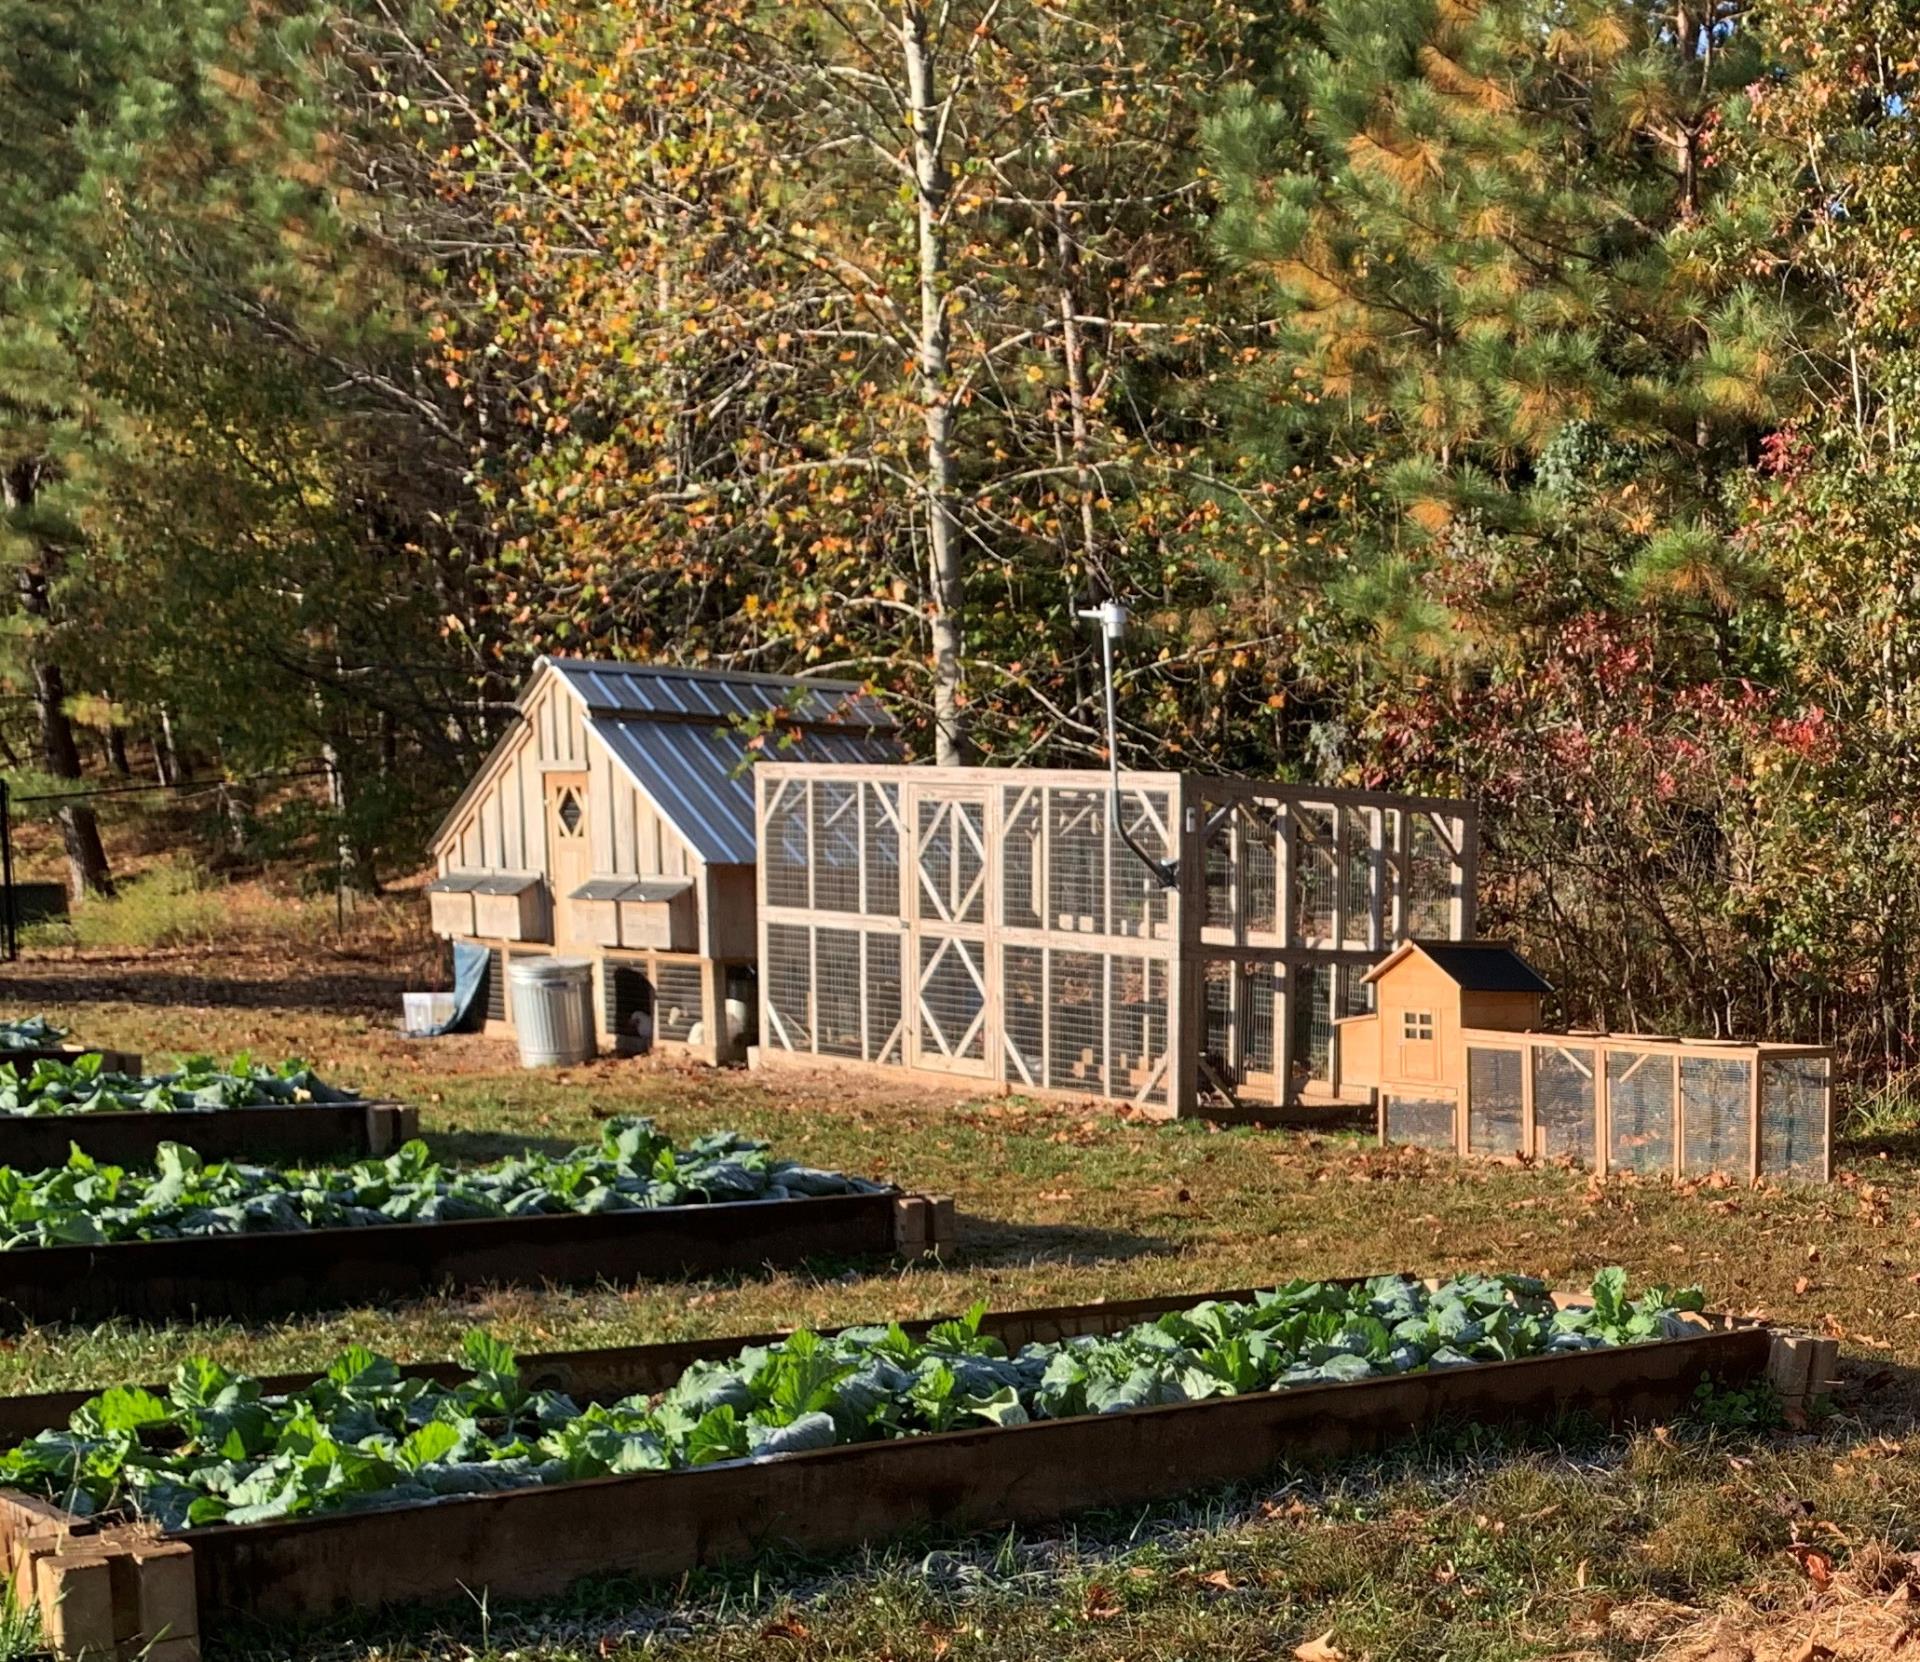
[
  {"x1": 0, "y1": 1269, "x2": 1704, "y2": 1529},
  {"x1": 0, "y1": 1017, "x2": 67, "y2": 1052},
  {"x1": 0, "y1": 1118, "x2": 888, "y2": 1249},
  {"x1": 0, "y1": 1052, "x2": 357, "y2": 1117}
]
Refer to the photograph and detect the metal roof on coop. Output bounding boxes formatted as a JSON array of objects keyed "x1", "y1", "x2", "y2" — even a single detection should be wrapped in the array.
[{"x1": 431, "y1": 658, "x2": 902, "y2": 868}]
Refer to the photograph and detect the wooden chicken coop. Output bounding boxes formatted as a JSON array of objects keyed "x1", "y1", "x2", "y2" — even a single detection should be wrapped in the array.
[
  {"x1": 751, "y1": 762, "x2": 1477, "y2": 1116},
  {"x1": 426, "y1": 658, "x2": 901, "y2": 1061},
  {"x1": 1341, "y1": 940, "x2": 1834, "y2": 1183}
]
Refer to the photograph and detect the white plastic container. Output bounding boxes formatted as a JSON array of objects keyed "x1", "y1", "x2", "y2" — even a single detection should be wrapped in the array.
[
  {"x1": 508, "y1": 956, "x2": 597, "y2": 1066},
  {"x1": 402, "y1": 992, "x2": 457, "y2": 1036}
]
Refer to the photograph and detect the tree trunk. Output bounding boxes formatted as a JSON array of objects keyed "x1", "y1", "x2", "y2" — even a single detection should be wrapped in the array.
[
  {"x1": 902, "y1": 1, "x2": 967, "y2": 766},
  {"x1": 105, "y1": 725, "x2": 130, "y2": 777},
  {"x1": 154, "y1": 709, "x2": 180, "y2": 787},
  {"x1": 29, "y1": 654, "x2": 114, "y2": 903},
  {"x1": 2, "y1": 460, "x2": 112, "y2": 902}
]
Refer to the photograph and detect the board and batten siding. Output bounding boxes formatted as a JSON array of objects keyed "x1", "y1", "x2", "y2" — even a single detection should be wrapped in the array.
[{"x1": 439, "y1": 671, "x2": 697, "y2": 883}]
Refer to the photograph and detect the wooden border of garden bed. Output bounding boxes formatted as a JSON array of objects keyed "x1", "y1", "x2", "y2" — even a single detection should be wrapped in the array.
[
  {"x1": 0, "y1": 1101, "x2": 419, "y2": 1170},
  {"x1": 0, "y1": 1191, "x2": 951, "y2": 1326},
  {"x1": 0, "y1": 1283, "x2": 1826, "y2": 1656}
]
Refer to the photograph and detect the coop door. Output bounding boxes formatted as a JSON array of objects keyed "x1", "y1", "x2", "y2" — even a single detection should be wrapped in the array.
[
  {"x1": 907, "y1": 789, "x2": 992, "y2": 1076},
  {"x1": 545, "y1": 773, "x2": 593, "y2": 947}
]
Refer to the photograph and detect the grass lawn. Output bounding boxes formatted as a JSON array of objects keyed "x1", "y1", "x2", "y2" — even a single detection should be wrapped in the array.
[{"x1": 5, "y1": 936, "x2": 1920, "y2": 1660}]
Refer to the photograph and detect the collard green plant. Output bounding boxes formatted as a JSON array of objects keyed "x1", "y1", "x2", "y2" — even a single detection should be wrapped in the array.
[
  {"x1": 0, "y1": 1119, "x2": 887, "y2": 1249},
  {"x1": 0, "y1": 1018, "x2": 67, "y2": 1052},
  {"x1": 0, "y1": 1053, "x2": 360, "y2": 1117},
  {"x1": 0, "y1": 1271, "x2": 1705, "y2": 1529}
]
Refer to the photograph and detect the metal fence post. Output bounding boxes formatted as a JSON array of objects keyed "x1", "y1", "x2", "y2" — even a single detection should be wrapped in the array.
[{"x1": 0, "y1": 780, "x2": 16, "y2": 961}]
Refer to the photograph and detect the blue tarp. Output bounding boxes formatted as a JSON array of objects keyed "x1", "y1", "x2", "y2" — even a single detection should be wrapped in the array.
[{"x1": 410, "y1": 940, "x2": 490, "y2": 1038}]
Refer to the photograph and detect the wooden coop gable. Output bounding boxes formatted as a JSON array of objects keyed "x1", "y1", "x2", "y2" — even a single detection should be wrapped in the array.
[
  {"x1": 428, "y1": 664, "x2": 702, "y2": 887},
  {"x1": 430, "y1": 659, "x2": 899, "y2": 881}
]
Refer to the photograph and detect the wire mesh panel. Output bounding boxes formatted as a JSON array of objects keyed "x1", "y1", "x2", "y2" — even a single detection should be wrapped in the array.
[
  {"x1": 1467, "y1": 1046, "x2": 1522, "y2": 1155},
  {"x1": 1201, "y1": 959, "x2": 1235, "y2": 1085},
  {"x1": 865, "y1": 932, "x2": 903, "y2": 1064},
  {"x1": 1048, "y1": 790, "x2": 1108, "y2": 933},
  {"x1": 861, "y1": 783, "x2": 902, "y2": 916},
  {"x1": 1047, "y1": 950, "x2": 1107, "y2": 1094},
  {"x1": 1242, "y1": 964, "x2": 1276, "y2": 1076},
  {"x1": 1385, "y1": 1094, "x2": 1455, "y2": 1150},
  {"x1": 653, "y1": 961, "x2": 705, "y2": 1044},
  {"x1": 1405, "y1": 814, "x2": 1455, "y2": 937},
  {"x1": 1338, "y1": 964, "x2": 1373, "y2": 1017},
  {"x1": 1760, "y1": 1057, "x2": 1829, "y2": 1183},
  {"x1": 484, "y1": 948, "x2": 506, "y2": 1023},
  {"x1": 1292, "y1": 806, "x2": 1337, "y2": 943},
  {"x1": 764, "y1": 781, "x2": 812, "y2": 909},
  {"x1": 1110, "y1": 957, "x2": 1169, "y2": 1103},
  {"x1": 813, "y1": 927, "x2": 865, "y2": 1057},
  {"x1": 1002, "y1": 944, "x2": 1046, "y2": 1086},
  {"x1": 1290, "y1": 962, "x2": 1333, "y2": 1090},
  {"x1": 1002, "y1": 789, "x2": 1044, "y2": 930},
  {"x1": 915, "y1": 798, "x2": 987, "y2": 925},
  {"x1": 1241, "y1": 805, "x2": 1279, "y2": 934},
  {"x1": 917, "y1": 935, "x2": 987, "y2": 1064},
  {"x1": 1342, "y1": 807, "x2": 1376, "y2": 947},
  {"x1": 1203, "y1": 808, "x2": 1234, "y2": 929},
  {"x1": 1681, "y1": 1056, "x2": 1753, "y2": 1178},
  {"x1": 1607, "y1": 1050, "x2": 1675, "y2": 1176},
  {"x1": 810, "y1": 782, "x2": 863, "y2": 914},
  {"x1": 1109, "y1": 791, "x2": 1173, "y2": 938},
  {"x1": 1533, "y1": 1045, "x2": 1596, "y2": 1164},
  {"x1": 764, "y1": 923, "x2": 812, "y2": 1051}
]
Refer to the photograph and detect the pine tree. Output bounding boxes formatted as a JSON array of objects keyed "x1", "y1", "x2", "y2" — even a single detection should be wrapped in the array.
[
  {"x1": 1207, "y1": 0, "x2": 1815, "y2": 668},
  {"x1": 0, "y1": 3, "x2": 130, "y2": 898}
]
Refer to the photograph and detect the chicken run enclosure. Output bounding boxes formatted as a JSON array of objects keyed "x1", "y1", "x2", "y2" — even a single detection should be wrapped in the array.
[{"x1": 754, "y1": 763, "x2": 1477, "y2": 1116}]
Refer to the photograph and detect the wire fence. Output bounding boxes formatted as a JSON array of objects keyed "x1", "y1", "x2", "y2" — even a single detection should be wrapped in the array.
[{"x1": 5, "y1": 763, "x2": 333, "y2": 806}]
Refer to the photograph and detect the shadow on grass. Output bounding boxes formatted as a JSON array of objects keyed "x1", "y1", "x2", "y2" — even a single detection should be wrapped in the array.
[
  {"x1": 947, "y1": 1208, "x2": 1182, "y2": 1268},
  {"x1": 1, "y1": 963, "x2": 418, "y2": 1019},
  {"x1": 421, "y1": 1128, "x2": 584, "y2": 1163}
]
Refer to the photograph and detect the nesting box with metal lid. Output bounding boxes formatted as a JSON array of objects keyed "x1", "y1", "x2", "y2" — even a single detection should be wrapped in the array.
[{"x1": 425, "y1": 658, "x2": 901, "y2": 1062}]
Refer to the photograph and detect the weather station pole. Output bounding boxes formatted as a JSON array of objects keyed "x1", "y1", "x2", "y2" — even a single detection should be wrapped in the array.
[{"x1": 1078, "y1": 598, "x2": 1177, "y2": 889}]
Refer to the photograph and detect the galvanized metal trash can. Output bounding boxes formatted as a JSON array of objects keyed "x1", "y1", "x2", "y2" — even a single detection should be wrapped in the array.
[{"x1": 508, "y1": 956, "x2": 596, "y2": 1067}]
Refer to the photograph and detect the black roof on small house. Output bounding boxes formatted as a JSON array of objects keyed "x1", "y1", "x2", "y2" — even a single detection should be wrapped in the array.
[{"x1": 1365, "y1": 939, "x2": 1553, "y2": 995}]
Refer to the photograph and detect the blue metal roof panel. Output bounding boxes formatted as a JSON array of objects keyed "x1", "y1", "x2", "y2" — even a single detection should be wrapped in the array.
[
  {"x1": 545, "y1": 658, "x2": 894, "y2": 732},
  {"x1": 593, "y1": 716, "x2": 901, "y2": 865}
]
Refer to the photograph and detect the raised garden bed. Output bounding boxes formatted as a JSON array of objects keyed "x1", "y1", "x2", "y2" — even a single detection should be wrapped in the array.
[
  {"x1": 0, "y1": 1118, "x2": 946, "y2": 1324},
  {"x1": 0, "y1": 1016, "x2": 139, "y2": 1077},
  {"x1": 0, "y1": 1053, "x2": 407, "y2": 1164},
  {"x1": 0, "y1": 1190, "x2": 940, "y2": 1325},
  {"x1": 0, "y1": 1276, "x2": 1828, "y2": 1655},
  {"x1": 0, "y1": 1099, "x2": 418, "y2": 1169}
]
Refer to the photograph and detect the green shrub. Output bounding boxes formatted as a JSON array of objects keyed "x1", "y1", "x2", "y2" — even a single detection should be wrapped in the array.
[{"x1": 23, "y1": 863, "x2": 225, "y2": 951}]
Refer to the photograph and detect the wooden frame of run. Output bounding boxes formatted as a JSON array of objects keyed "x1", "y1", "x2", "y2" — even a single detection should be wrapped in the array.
[
  {"x1": 0, "y1": 1281, "x2": 1828, "y2": 1657},
  {"x1": 1378, "y1": 1029, "x2": 1834, "y2": 1185},
  {"x1": 752, "y1": 763, "x2": 1478, "y2": 1120}
]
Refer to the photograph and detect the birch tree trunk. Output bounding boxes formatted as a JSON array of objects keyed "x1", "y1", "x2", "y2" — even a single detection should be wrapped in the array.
[{"x1": 901, "y1": 0, "x2": 968, "y2": 765}]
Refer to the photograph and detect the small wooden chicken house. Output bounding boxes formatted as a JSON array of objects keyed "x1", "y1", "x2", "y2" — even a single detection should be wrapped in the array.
[
  {"x1": 426, "y1": 658, "x2": 901, "y2": 1060},
  {"x1": 1340, "y1": 939, "x2": 1834, "y2": 1183}
]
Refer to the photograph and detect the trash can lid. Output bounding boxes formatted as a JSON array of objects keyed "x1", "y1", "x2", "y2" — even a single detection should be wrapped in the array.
[{"x1": 507, "y1": 955, "x2": 595, "y2": 982}]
